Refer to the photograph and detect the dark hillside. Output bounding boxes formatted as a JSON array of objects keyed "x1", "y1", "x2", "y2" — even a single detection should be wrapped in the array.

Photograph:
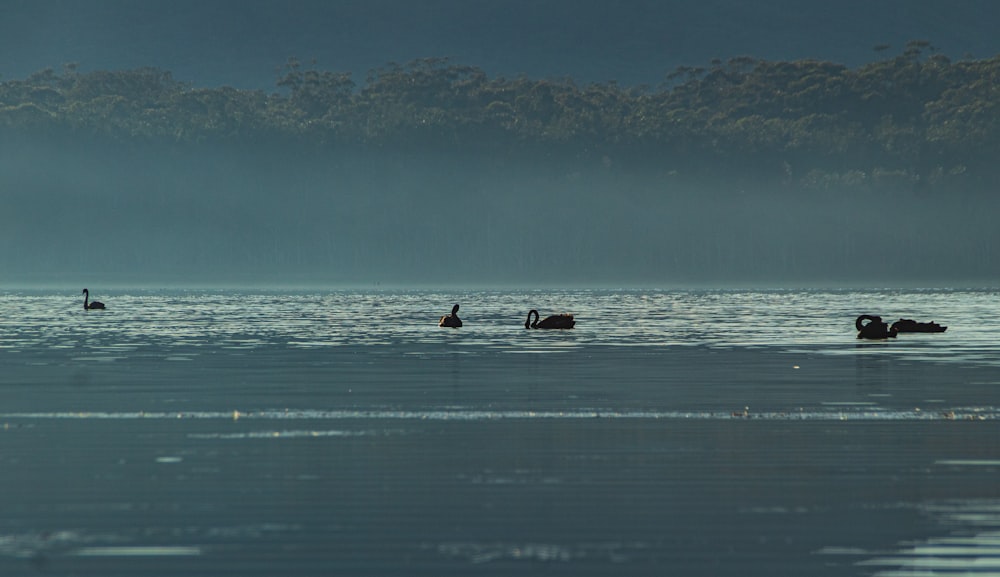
[{"x1": 2, "y1": 47, "x2": 998, "y2": 286}]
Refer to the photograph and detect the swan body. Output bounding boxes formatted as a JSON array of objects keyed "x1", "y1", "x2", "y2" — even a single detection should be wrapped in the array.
[
  {"x1": 82, "y1": 288, "x2": 105, "y2": 310},
  {"x1": 856, "y1": 314, "x2": 895, "y2": 339},
  {"x1": 890, "y1": 318, "x2": 947, "y2": 333},
  {"x1": 439, "y1": 304, "x2": 462, "y2": 328},
  {"x1": 525, "y1": 309, "x2": 575, "y2": 329}
]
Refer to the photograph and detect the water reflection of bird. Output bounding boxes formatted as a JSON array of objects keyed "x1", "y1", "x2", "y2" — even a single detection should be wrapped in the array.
[
  {"x1": 524, "y1": 309, "x2": 575, "y2": 329},
  {"x1": 856, "y1": 314, "x2": 895, "y2": 339},
  {"x1": 82, "y1": 288, "x2": 105, "y2": 310},
  {"x1": 439, "y1": 304, "x2": 462, "y2": 327}
]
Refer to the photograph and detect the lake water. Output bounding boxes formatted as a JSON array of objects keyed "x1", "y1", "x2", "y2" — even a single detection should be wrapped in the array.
[{"x1": 1, "y1": 288, "x2": 999, "y2": 576}]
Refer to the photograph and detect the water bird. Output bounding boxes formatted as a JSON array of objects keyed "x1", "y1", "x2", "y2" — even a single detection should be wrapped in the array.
[
  {"x1": 890, "y1": 318, "x2": 947, "y2": 333},
  {"x1": 856, "y1": 315, "x2": 896, "y2": 339},
  {"x1": 439, "y1": 304, "x2": 463, "y2": 328},
  {"x1": 525, "y1": 310, "x2": 575, "y2": 329},
  {"x1": 82, "y1": 288, "x2": 105, "y2": 310}
]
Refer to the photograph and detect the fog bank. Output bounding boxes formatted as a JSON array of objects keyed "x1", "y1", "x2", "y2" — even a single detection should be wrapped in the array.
[{"x1": 2, "y1": 136, "x2": 997, "y2": 288}]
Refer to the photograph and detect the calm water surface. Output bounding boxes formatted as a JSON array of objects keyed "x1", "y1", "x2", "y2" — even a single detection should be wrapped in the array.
[{"x1": 1, "y1": 289, "x2": 999, "y2": 576}]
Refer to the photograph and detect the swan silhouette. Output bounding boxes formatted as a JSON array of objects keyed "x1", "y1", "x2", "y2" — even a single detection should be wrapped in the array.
[
  {"x1": 439, "y1": 304, "x2": 462, "y2": 328},
  {"x1": 82, "y1": 288, "x2": 105, "y2": 310},
  {"x1": 856, "y1": 315, "x2": 896, "y2": 339},
  {"x1": 525, "y1": 309, "x2": 575, "y2": 329},
  {"x1": 890, "y1": 318, "x2": 947, "y2": 333}
]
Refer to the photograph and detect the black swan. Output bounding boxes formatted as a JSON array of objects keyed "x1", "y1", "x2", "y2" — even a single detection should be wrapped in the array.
[
  {"x1": 82, "y1": 288, "x2": 105, "y2": 310},
  {"x1": 856, "y1": 315, "x2": 896, "y2": 339},
  {"x1": 439, "y1": 304, "x2": 462, "y2": 328},
  {"x1": 890, "y1": 318, "x2": 947, "y2": 333},
  {"x1": 525, "y1": 309, "x2": 575, "y2": 329}
]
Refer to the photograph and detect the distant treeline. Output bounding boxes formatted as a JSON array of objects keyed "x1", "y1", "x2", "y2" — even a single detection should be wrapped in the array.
[{"x1": 2, "y1": 40, "x2": 998, "y2": 192}]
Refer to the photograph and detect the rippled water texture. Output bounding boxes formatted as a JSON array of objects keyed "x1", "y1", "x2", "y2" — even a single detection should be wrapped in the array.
[
  {"x1": 1, "y1": 289, "x2": 999, "y2": 576},
  {"x1": 4, "y1": 288, "x2": 999, "y2": 355}
]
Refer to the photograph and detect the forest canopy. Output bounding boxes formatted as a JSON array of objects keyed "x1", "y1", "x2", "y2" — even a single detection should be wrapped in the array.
[{"x1": 2, "y1": 41, "x2": 998, "y2": 193}]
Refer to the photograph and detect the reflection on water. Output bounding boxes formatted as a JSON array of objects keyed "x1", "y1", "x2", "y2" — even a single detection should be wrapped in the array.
[
  {"x1": 1, "y1": 288, "x2": 999, "y2": 362},
  {"x1": 851, "y1": 500, "x2": 1000, "y2": 576},
  {"x1": 2, "y1": 407, "x2": 999, "y2": 422}
]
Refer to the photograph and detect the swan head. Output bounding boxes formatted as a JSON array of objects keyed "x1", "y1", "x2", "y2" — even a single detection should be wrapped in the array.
[{"x1": 451, "y1": 304, "x2": 460, "y2": 315}]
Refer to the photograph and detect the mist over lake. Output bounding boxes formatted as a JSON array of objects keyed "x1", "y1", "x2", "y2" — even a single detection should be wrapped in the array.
[
  {"x1": 2, "y1": 131, "x2": 998, "y2": 288},
  {"x1": 3, "y1": 2, "x2": 1000, "y2": 288}
]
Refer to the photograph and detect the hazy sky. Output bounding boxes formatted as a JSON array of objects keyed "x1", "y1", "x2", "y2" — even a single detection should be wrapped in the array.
[{"x1": 3, "y1": 0, "x2": 999, "y2": 88}]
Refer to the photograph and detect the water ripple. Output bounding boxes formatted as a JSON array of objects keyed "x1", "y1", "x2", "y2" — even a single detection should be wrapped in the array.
[
  {"x1": 852, "y1": 500, "x2": 1000, "y2": 576},
  {"x1": 1, "y1": 288, "x2": 998, "y2": 365},
  {"x1": 2, "y1": 406, "x2": 997, "y2": 422}
]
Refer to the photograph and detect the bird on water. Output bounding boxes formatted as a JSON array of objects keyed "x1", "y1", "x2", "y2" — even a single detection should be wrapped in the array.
[
  {"x1": 524, "y1": 309, "x2": 575, "y2": 329},
  {"x1": 855, "y1": 315, "x2": 894, "y2": 339},
  {"x1": 82, "y1": 288, "x2": 105, "y2": 310},
  {"x1": 439, "y1": 304, "x2": 462, "y2": 327}
]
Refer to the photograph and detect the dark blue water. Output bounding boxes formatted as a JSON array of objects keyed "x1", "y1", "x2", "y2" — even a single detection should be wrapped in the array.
[{"x1": 2, "y1": 289, "x2": 999, "y2": 575}]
